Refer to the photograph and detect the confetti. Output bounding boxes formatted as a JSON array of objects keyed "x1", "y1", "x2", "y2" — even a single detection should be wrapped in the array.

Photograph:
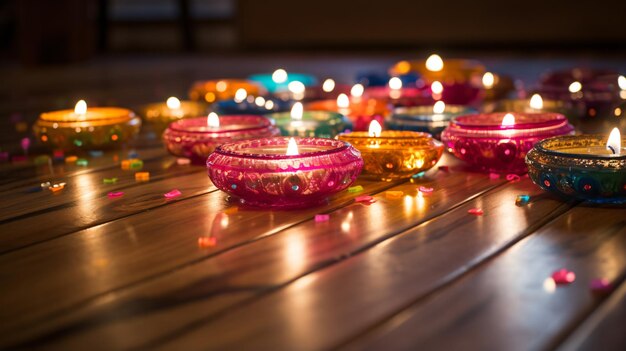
[
  {"x1": 418, "y1": 186, "x2": 434, "y2": 194},
  {"x1": 515, "y1": 194, "x2": 531, "y2": 206},
  {"x1": 489, "y1": 173, "x2": 500, "y2": 179},
  {"x1": 467, "y1": 208, "x2": 484, "y2": 215},
  {"x1": 103, "y1": 177, "x2": 118, "y2": 184},
  {"x1": 49, "y1": 182, "x2": 66, "y2": 193},
  {"x1": 198, "y1": 237, "x2": 217, "y2": 248},
  {"x1": 107, "y1": 191, "x2": 124, "y2": 198},
  {"x1": 177, "y1": 158, "x2": 191, "y2": 165},
  {"x1": 412, "y1": 171, "x2": 426, "y2": 178},
  {"x1": 506, "y1": 174, "x2": 521, "y2": 182},
  {"x1": 164, "y1": 189, "x2": 182, "y2": 199},
  {"x1": 76, "y1": 159, "x2": 89, "y2": 167},
  {"x1": 121, "y1": 158, "x2": 143, "y2": 170},
  {"x1": 355, "y1": 195, "x2": 376, "y2": 205},
  {"x1": 135, "y1": 172, "x2": 150, "y2": 181},
  {"x1": 315, "y1": 214, "x2": 330, "y2": 222},
  {"x1": 386, "y1": 190, "x2": 404, "y2": 199},
  {"x1": 223, "y1": 207, "x2": 239, "y2": 215},
  {"x1": 65, "y1": 155, "x2": 78, "y2": 163},
  {"x1": 589, "y1": 278, "x2": 613, "y2": 294},
  {"x1": 551, "y1": 269, "x2": 576, "y2": 285},
  {"x1": 89, "y1": 150, "x2": 104, "y2": 157},
  {"x1": 438, "y1": 166, "x2": 449, "y2": 172},
  {"x1": 348, "y1": 185, "x2": 364, "y2": 193}
]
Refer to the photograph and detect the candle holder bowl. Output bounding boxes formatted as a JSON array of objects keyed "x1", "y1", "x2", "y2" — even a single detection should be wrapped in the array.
[
  {"x1": 526, "y1": 135, "x2": 626, "y2": 204},
  {"x1": 266, "y1": 111, "x2": 352, "y2": 138},
  {"x1": 206, "y1": 137, "x2": 364, "y2": 209},
  {"x1": 387, "y1": 105, "x2": 476, "y2": 137},
  {"x1": 139, "y1": 100, "x2": 209, "y2": 134}
]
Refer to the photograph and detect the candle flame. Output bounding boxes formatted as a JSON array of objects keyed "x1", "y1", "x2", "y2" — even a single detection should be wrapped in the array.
[
  {"x1": 431, "y1": 81, "x2": 444, "y2": 94},
  {"x1": 322, "y1": 79, "x2": 335, "y2": 92},
  {"x1": 350, "y1": 83, "x2": 364, "y2": 98},
  {"x1": 501, "y1": 113, "x2": 516, "y2": 127},
  {"x1": 264, "y1": 100, "x2": 275, "y2": 110},
  {"x1": 568, "y1": 81, "x2": 582, "y2": 93},
  {"x1": 619, "y1": 75, "x2": 626, "y2": 90},
  {"x1": 425, "y1": 54, "x2": 444, "y2": 72},
  {"x1": 530, "y1": 94, "x2": 544, "y2": 110},
  {"x1": 291, "y1": 102, "x2": 303, "y2": 120},
  {"x1": 74, "y1": 100, "x2": 87, "y2": 115},
  {"x1": 607, "y1": 127, "x2": 621, "y2": 155},
  {"x1": 337, "y1": 93, "x2": 350, "y2": 108},
  {"x1": 255, "y1": 96, "x2": 266, "y2": 107},
  {"x1": 288, "y1": 81, "x2": 305, "y2": 95},
  {"x1": 388, "y1": 77, "x2": 402, "y2": 90},
  {"x1": 482, "y1": 72, "x2": 495, "y2": 88},
  {"x1": 166, "y1": 97, "x2": 181, "y2": 110},
  {"x1": 272, "y1": 69, "x2": 288, "y2": 83},
  {"x1": 433, "y1": 100, "x2": 446, "y2": 114},
  {"x1": 368, "y1": 120, "x2": 382, "y2": 137},
  {"x1": 234, "y1": 88, "x2": 247, "y2": 103},
  {"x1": 286, "y1": 137, "x2": 299, "y2": 156},
  {"x1": 207, "y1": 112, "x2": 220, "y2": 128}
]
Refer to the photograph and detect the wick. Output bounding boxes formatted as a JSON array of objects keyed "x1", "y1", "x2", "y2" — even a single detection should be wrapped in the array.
[{"x1": 607, "y1": 145, "x2": 617, "y2": 154}]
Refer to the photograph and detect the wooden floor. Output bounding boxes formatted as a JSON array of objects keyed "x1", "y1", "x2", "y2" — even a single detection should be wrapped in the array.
[{"x1": 0, "y1": 54, "x2": 625, "y2": 350}]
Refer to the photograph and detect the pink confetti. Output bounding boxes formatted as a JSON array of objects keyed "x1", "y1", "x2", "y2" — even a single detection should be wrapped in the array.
[
  {"x1": 438, "y1": 165, "x2": 449, "y2": 172},
  {"x1": 177, "y1": 158, "x2": 191, "y2": 165},
  {"x1": 315, "y1": 214, "x2": 330, "y2": 222},
  {"x1": 506, "y1": 174, "x2": 521, "y2": 182},
  {"x1": 489, "y1": 173, "x2": 500, "y2": 179},
  {"x1": 589, "y1": 278, "x2": 613, "y2": 294},
  {"x1": 107, "y1": 191, "x2": 124, "y2": 198},
  {"x1": 467, "y1": 208, "x2": 484, "y2": 215},
  {"x1": 418, "y1": 186, "x2": 434, "y2": 193},
  {"x1": 355, "y1": 195, "x2": 376, "y2": 205},
  {"x1": 164, "y1": 189, "x2": 182, "y2": 199},
  {"x1": 551, "y1": 269, "x2": 576, "y2": 285},
  {"x1": 198, "y1": 237, "x2": 217, "y2": 248}
]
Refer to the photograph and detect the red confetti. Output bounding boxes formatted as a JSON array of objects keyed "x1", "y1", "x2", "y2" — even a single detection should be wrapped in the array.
[
  {"x1": 438, "y1": 166, "x2": 449, "y2": 172},
  {"x1": 315, "y1": 214, "x2": 330, "y2": 222},
  {"x1": 164, "y1": 189, "x2": 182, "y2": 199},
  {"x1": 551, "y1": 269, "x2": 576, "y2": 285},
  {"x1": 355, "y1": 195, "x2": 376, "y2": 205},
  {"x1": 489, "y1": 173, "x2": 500, "y2": 179},
  {"x1": 506, "y1": 174, "x2": 521, "y2": 182},
  {"x1": 107, "y1": 191, "x2": 124, "y2": 198},
  {"x1": 589, "y1": 278, "x2": 613, "y2": 294},
  {"x1": 467, "y1": 208, "x2": 484, "y2": 215},
  {"x1": 418, "y1": 186, "x2": 434, "y2": 193},
  {"x1": 198, "y1": 237, "x2": 217, "y2": 248}
]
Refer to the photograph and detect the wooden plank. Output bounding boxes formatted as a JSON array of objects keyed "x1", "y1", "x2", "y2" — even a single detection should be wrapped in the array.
[
  {"x1": 555, "y1": 280, "x2": 626, "y2": 351},
  {"x1": 126, "y1": 179, "x2": 573, "y2": 351},
  {"x1": 0, "y1": 157, "x2": 507, "y2": 349},
  {"x1": 339, "y1": 205, "x2": 626, "y2": 351}
]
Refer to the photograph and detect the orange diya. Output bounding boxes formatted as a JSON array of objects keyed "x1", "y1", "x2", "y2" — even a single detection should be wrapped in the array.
[
  {"x1": 139, "y1": 96, "x2": 209, "y2": 134},
  {"x1": 305, "y1": 94, "x2": 391, "y2": 131},
  {"x1": 188, "y1": 79, "x2": 265, "y2": 103}
]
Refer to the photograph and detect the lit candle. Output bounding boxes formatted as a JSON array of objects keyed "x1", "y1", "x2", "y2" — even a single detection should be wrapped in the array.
[
  {"x1": 286, "y1": 137, "x2": 299, "y2": 156},
  {"x1": 388, "y1": 100, "x2": 476, "y2": 137},
  {"x1": 189, "y1": 79, "x2": 264, "y2": 103},
  {"x1": 248, "y1": 70, "x2": 317, "y2": 93},
  {"x1": 265, "y1": 102, "x2": 352, "y2": 138},
  {"x1": 322, "y1": 79, "x2": 336, "y2": 92},
  {"x1": 140, "y1": 96, "x2": 209, "y2": 134},
  {"x1": 483, "y1": 93, "x2": 573, "y2": 116}
]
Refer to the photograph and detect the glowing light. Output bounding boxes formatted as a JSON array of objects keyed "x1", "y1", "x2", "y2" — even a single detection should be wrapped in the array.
[
  {"x1": 234, "y1": 88, "x2": 247, "y2": 103},
  {"x1": 425, "y1": 54, "x2": 444, "y2": 72},
  {"x1": 272, "y1": 69, "x2": 288, "y2": 83},
  {"x1": 368, "y1": 120, "x2": 382, "y2": 137},
  {"x1": 286, "y1": 137, "x2": 299, "y2": 156},
  {"x1": 207, "y1": 112, "x2": 220, "y2": 128},
  {"x1": 530, "y1": 94, "x2": 544, "y2": 110},
  {"x1": 291, "y1": 102, "x2": 303, "y2": 120},
  {"x1": 322, "y1": 79, "x2": 336, "y2": 92},
  {"x1": 74, "y1": 100, "x2": 87, "y2": 115},
  {"x1": 388, "y1": 77, "x2": 403, "y2": 90},
  {"x1": 618, "y1": 75, "x2": 626, "y2": 90},
  {"x1": 482, "y1": 72, "x2": 495, "y2": 88},
  {"x1": 288, "y1": 81, "x2": 305, "y2": 94},
  {"x1": 431, "y1": 81, "x2": 444, "y2": 94},
  {"x1": 606, "y1": 127, "x2": 621, "y2": 155},
  {"x1": 216, "y1": 81, "x2": 227, "y2": 92},
  {"x1": 350, "y1": 83, "x2": 364, "y2": 97},
  {"x1": 501, "y1": 113, "x2": 516, "y2": 127},
  {"x1": 255, "y1": 96, "x2": 266, "y2": 107},
  {"x1": 337, "y1": 93, "x2": 350, "y2": 108},
  {"x1": 568, "y1": 81, "x2": 582, "y2": 93},
  {"x1": 265, "y1": 100, "x2": 275, "y2": 110},
  {"x1": 433, "y1": 101, "x2": 446, "y2": 114}
]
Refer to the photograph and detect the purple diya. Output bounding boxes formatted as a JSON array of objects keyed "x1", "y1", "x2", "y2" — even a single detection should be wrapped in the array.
[
  {"x1": 441, "y1": 112, "x2": 575, "y2": 173},
  {"x1": 163, "y1": 114, "x2": 280, "y2": 164},
  {"x1": 206, "y1": 137, "x2": 364, "y2": 209}
]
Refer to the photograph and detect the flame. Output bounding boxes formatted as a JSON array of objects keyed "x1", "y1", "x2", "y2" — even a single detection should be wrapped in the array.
[
  {"x1": 74, "y1": 100, "x2": 87, "y2": 115},
  {"x1": 286, "y1": 137, "x2": 299, "y2": 156},
  {"x1": 568, "y1": 81, "x2": 582, "y2": 93},
  {"x1": 529, "y1": 94, "x2": 544, "y2": 110},
  {"x1": 288, "y1": 81, "x2": 305, "y2": 94},
  {"x1": 388, "y1": 77, "x2": 403, "y2": 90},
  {"x1": 216, "y1": 81, "x2": 227, "y2": 92},
  {"x1": 272, "y1": 69, "x2": 288, "y2": 83},
  {"x1": 425, "y1": 54, "x2": 444, "y2": 72},
  {"x1": 255, "y1": 96, "x2": 266, "y2": 107},
  {"x1": 166, "y1": 97, "x2": 181, "y2": 110},
  {"x1": 337, "y1": 93, "x2": 350, "y2": 108},
  {"x1": 265, "y1": 100, "x2": 275, "y2": 110},
  {"x1": 501, "y1": 113, "x2": 516, "y2": 126},
  {"x1": 433, "y1": 101, "x2": 446, "y2": 114},
  {"x1": 482, "y1": 72, "x2": 495, "y2": 88},
  {"x1": 350, "y1": 83, "x2": 364, "y2": 98},
  {"x1": 368, "y1": 120, "x2": 382, "y2": 137},
  {"x1": 207, "y1": 112, "x2": 220, "y2": 128},
  {"x1": 322, "y1": 79, "x2": 335, "y2": 92},
  {"x1": 431, "y1": 81, "x2": 444, "y2": 94},
  {"x1": 234, "y1": 88, "x2": 247, "y2": 103},
  {"x1": 607, "y1": 127, "x2": 621, "y2": 155},
  {"x1": 291, "y1": 102, "x2": 303, "y2": 120}
]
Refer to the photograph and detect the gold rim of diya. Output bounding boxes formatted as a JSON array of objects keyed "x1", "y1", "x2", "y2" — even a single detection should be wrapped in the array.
[
  {"x1": 338, "y1": 131, "x2": 442, "y2": 148},
  {"x1": 37, "y1": 107, "x2": 136, "y2": 127},
  {"x1": 533, "y1": 135, "x2": 626, "y2": 162}
]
